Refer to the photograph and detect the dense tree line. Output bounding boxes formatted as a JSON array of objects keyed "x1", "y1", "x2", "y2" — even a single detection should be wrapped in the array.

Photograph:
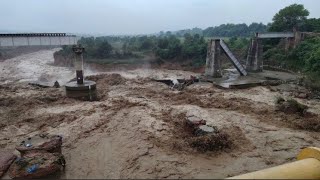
[
  {"x1": 55, "y1": 23, "x2": 269, "y2": 64},
  {"x1": 171, "y1": 23, "x2": 267, "y2": 37}
]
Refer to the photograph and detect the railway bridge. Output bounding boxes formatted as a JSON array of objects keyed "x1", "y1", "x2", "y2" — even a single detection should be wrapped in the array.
[{"x1": 0, "y1": 33, "x2": 79, "y2": 47}]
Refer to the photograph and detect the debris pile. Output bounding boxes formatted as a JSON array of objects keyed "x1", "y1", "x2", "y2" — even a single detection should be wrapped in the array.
[
  {"x1": 188, "y1": 132, "x2": 231, "y2": 152},
  {"x1": 275, "y1": 97, "x2": 308, "y2": 115},
  {"x1": 8, "y1": 134, "x2": 65, "y2": 179},
  {"x1": 185, "y1": 116, "x2": 231, "y2": 152},
  {"x1": 154, "y1": 75, "x2": 199, "y2": 91}
]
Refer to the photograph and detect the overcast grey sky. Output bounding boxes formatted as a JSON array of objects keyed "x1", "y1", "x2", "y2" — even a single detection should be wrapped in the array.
[{"x1": 1, "y1": 0, "x2": 319, "y2": 35}]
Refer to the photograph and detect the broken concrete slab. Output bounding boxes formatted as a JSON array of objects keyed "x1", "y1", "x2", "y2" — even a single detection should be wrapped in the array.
[
  {"x1": 16, "y1": 134, "x2": 62, "y2": 155},
  {"x1": 201, "y1": 69, "x2": 299, "y2": 89},
  {"x1": 0, "y1": 150, "x2": 17, "y2": 178},
  {"x1": 28, "y1": 81, "x2": 59, "y2": 88}
]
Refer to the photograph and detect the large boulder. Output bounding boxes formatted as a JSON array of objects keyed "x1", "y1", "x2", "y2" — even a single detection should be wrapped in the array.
[
  {"x1": 16, "y1": 134, "x2": 62, "y2": 155},
  {"x1": 8, "y1": 152, "x2": 65, "y2": 179},
  {"x1": 0, "y1": 150, "x2": 17, "y2": 177}
]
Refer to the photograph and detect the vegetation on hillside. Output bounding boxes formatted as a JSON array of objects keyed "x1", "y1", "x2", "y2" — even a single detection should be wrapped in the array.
[{"x1": 264, "y1": 4, "x2": 320, "y2": 89}]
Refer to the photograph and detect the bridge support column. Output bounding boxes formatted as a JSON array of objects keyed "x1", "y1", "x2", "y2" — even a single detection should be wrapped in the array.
[
  {"x1": 294, "y1": 30, "x2": 304, "y2": 48},
  {"x1": 65, "y1": 44, "x2": 97, "y2": 101},
  {"x1": 246, "y1": 38, "x2": 263, "y2": 72},
  {"x1": 205, "y1": 39, "x2": 222, "y2": 78},
  {"x1": 72, "y1": 45, "x2": 84, "y2": 84}
]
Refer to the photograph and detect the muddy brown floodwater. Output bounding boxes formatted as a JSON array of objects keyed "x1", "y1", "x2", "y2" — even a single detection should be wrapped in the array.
[{"x1": 0, "y1": 49, "x2": 320, "y2": 179}]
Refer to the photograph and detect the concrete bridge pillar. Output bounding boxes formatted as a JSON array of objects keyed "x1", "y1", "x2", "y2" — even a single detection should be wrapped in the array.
[
  {"x1": 294, "y1": 31, "x2": 303, "y2": 48},
  {"x1": 246, "y1": 37, "x2": 263, "y2": 72},
  {"x1": 72, "y1": 45, "x2": 84, "y2": 84},
  {"x1": 205, "y1": 39, "x2": 222, "y2": 78}
]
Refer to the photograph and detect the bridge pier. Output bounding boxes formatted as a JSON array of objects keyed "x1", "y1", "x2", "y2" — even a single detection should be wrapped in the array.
[
  {"x1": 246, "y1": 37, "x2": 263, "y2": 72},
  {"x1": 73, "y1": 45, "x2": 85, "y2": 84},
  {"x1": 204, "y1": 39, "x2": 222, "y2": 78},
  {"x1": 65, "y1": 45, "x2": 97, "y2": 101}
]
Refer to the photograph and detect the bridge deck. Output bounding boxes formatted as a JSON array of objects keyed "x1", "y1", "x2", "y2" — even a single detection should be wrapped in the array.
[
  {"x1": 257, "y1": 32, "x2": 294, "y2": 39},
  {"x1": 0, "y1": 33, "x2": 79, "y2": 47}
]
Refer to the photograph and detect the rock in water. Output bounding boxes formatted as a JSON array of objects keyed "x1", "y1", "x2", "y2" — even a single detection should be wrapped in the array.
[
  {"x1": 194, "y1": 125, "x2": 217, "y2": 136},
  {"x1": 0, "y1": 150, "x2": 17, "y2": 178},
  {"x1": 8, "y1": 152, "x2": 65, "y2": 179},
  {"x1": 53, "y1": 81, "x2": 60, "y2": 88}
]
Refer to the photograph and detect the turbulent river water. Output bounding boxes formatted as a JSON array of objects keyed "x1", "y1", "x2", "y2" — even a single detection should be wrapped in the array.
[
  {"x1": 1, "y1": 49, "x2": 320, "y2": 179},
  {"x1": 0, "y1": 48, "x2": 75, "y2": 85}
]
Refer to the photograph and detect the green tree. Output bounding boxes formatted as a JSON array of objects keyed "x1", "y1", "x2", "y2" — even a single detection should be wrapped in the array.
[
  {"x1": 139, "y1": 36, "x2": 155, "y2": 50},
  {"x1": 269, "y1": 4, "x2": 309, "y2": 32},
  {"x1": 181, "y1": 34, "x2": 206, "y2": 59},
  {"x1": 305, "y1": 18, "x2": 320, "y2": 32},
  {"x1": 155, "y1": 35, "x2": 182, "y2": 59},
  {"x1": 96, "y1": 41, "x2": 113, "y2": 59}
]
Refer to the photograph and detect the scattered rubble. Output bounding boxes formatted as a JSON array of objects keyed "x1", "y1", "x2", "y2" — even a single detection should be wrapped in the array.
[
  {"x1": 9, "y1": 152, "x2": 65, "y2": 179},
  {"x1": 7, "y1": 134, "x2": 65, "y2": 179}
]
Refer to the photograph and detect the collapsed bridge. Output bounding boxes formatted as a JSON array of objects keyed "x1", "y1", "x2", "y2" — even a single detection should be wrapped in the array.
[{"x1": 204, "y1": 30, "x2": 310, "y2": 78}]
